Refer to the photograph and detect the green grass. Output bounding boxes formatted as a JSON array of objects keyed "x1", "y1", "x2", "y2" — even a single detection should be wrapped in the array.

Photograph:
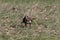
[{"x1": 0, "y1": 0, "x2": 60, "y2": 40}]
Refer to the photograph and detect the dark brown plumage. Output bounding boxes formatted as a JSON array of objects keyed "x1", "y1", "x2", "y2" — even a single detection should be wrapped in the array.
[{"x1": 21, "y1": 16, "x2": 35, "y2": 27}]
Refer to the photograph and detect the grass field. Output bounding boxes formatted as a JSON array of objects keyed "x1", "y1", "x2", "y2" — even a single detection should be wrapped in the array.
[{"x1": 0, "y1": 0, "x2": 60, "y2": 40}]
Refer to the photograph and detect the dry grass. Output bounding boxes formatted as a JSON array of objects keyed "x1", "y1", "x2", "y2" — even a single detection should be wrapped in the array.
[{"x1": 0, "y1": 0, "x2": 60, "y2": 40}]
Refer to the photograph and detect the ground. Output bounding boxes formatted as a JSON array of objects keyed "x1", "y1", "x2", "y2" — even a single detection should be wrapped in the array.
[{"x1": 0, "y1": 0, "x2": 60, "y2": 40}]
